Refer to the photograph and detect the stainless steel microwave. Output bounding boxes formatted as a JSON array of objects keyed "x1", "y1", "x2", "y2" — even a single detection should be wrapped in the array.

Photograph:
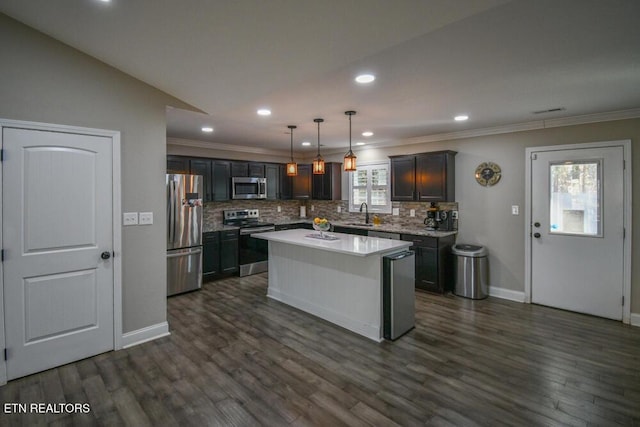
[{"x1": 231, "y1": 177, "x2": 267, "y2": 199}]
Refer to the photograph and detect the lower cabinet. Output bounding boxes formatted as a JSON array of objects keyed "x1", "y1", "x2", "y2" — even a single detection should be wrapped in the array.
[
  {"x1": 203, "y1": 232, "x2": 220, "y2": 280},
  {"x1": 332, "y1": 225, "x2": 368, "y2": 236},
  {"x1": 275, "y1": 223, "x2": 313, "y2": 231},
  {"x1": 203, "y1": 229, "x2": 239, "y2": 281},
  {"x1": 220, "y1": 230, "x2": 239, "y2": 274},
  {"x1": 401, "y1": 234, "x2": 455, "y2": 293}
]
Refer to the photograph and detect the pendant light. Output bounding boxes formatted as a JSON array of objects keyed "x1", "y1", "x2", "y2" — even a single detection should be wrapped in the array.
[
  {"x1": 312, "y1": 118, "x2": 325, "y2": 175},
  {"x1": 286, "y1": 125, "x2": 298, "y2": 176},
  {"x1": 344, "y1": 110, "x2": 357, "y2": 172}
]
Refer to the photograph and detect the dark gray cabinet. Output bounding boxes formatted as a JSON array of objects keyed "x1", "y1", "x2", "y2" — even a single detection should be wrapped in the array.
[
  {"x1": 401, "y1": 233, "x2": 455, "y2": 293},
  {"x1": 167, "y1": 155, "x2": 190, "y2": 174},
  {"x1": 203, "y1": 231, "x2": 220, "y2": 280},
  {"x1": 332, "y1": 225, "x2": 368, "y2": 236},
  {"x1": 390, "y1": 151, "x2": 456, "y2": 202},
  {"x1": 275, "y1": 222, "x2": 313, "y2": 231},
  {"x1": 265, "y1": 163, "x2": 281, "y2": 200},
  {"x1": 212, "y1": 160, "x2": 231, "y2": 201},
  {"x1": 249, "y1": 162, "x2": 265, "y2": 178},
  {"x1": 292, "y1": 164, "x2": 312, "y2": 199},
  {"x1": 220, "y1": 229, "x2": 239, "y2": 274},
  {"x1": 189, "y1": 158, "x2": 213, "y2": 202},
  {"x1": 231, "y1": 161, "x2": 248, "y2": 177},
  {"x1": 312, "y1": 162, "x2": 342, "y2": 200}
]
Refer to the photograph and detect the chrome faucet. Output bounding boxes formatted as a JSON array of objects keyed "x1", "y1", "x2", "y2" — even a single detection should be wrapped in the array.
[{"x1": 359, "y1": 202, "x2": 370, "y2": 224}]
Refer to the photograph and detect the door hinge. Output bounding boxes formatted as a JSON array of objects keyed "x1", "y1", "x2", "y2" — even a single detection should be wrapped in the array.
[
  {"x1": 622, "y1": 296, "x2": 625, "y2": 306},
  {"x1": 3, "y1": 348, "x2": 7, "y2": 361},
  {"x1": 1, "y1": 249, "x2": 4, "y2": 262},
  {"x1": 531, "y1": 153, "x2": 538, "y2": 160},
  {"x1": 0, "y1": 149, "x2": 3, "y2": 162}
]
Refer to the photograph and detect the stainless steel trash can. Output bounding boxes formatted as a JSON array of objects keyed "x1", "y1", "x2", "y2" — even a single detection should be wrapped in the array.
[{"x1": 452, "y1": 244, "x2": 488, "y2": 299}]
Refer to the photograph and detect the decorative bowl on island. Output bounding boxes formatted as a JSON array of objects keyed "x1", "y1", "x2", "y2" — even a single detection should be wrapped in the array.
[{"x1": 312, "y1": 217, "x2": 331, "y2": 237}]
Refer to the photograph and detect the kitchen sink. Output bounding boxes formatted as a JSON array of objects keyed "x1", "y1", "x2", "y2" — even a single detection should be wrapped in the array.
[{"x1": 345, "y1": 223, "x2": 374, "y2": 227}]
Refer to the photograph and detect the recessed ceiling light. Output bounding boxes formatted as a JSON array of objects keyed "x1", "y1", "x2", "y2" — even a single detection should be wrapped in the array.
[
  {"x1": 257, "y1": 109, "x2": 271, "y2": 116},
  {"x1": 454, "y1": 115, "x2": 469, "y2": 121},
  {"x1": 98, "y1": 0, "x2": 111, "y2": 3},
  {"x1": 355, "y1": 74, "x2": 375, "y2": 84},
  {"x1": 362, "y1": 131, "x2": 373, "y2": 137},
  {"x1": 356, "y1": 142, "x2": 365, "y2": 146},
  {"x1": 201, "y1": 126, "x2": 213, "y2": 133},
  {"x1": 301, "y1": 141, "x2": 311, "y2": 146}
]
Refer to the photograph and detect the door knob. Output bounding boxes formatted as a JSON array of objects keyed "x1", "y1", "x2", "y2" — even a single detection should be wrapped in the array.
[
  {"x1": 101, "y1": 251, "x2": 112, "y2": 260},
  {"x1": 534, "y1": 222, "x2": 541, "y2": 228},
  {"x1": 533, "y1": 233, "x2": 541, "y2": 238}
]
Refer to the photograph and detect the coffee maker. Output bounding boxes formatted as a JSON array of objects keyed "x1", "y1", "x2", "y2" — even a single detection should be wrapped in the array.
[
  {"x1": 424, "y1": 203, "x2": 438, "y2": 230},
  {"x1": 435, "y1": 210, "x2": 456, "y2": 231}
]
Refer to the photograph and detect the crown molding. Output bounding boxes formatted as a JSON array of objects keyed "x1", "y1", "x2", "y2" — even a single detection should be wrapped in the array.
[
  {"x1": 399, "y1": 108, "x2": 640, "y2": 147},
  {"x1": 167, "y1": 137, "x2": 290, "y2": 157}
]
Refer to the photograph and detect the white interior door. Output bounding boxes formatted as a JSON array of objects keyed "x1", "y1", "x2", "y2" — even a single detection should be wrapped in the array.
[
  {"x1": 530, "y1": 146, "x2": 624, "y2": 320},
  {"x1": 2, "y1": 127, "x2": 114, "y2": 380}
]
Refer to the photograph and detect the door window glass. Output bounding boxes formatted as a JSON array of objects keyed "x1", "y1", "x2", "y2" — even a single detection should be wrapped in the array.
[{"x1": 549, "y1": 160, "x2": 602, "y2": 236}]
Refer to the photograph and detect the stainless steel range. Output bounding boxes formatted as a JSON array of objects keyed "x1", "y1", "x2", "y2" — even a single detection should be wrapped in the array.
[{"x1": 223, "y1": 209, "x2": 275, "y2": 277}]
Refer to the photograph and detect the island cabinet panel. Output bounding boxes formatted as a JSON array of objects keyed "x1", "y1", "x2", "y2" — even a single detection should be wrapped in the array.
[
  {"x1": 390, "y1": 155, "x2": 415, "y2": 201},
  {"x1": 311, "y1": 162, "x2": 342, "y2": 200},
  {"x1": 401, "y1": 233, "x2": 455, "y2": 293},
  {"x1": 220, "y1": 229, "x2": 239, "y2": 274},
  {"x1": 212, "y1": 160, "x2": 231, "y2": 201},
  {"x1": 292, "y1": 164, "x2": 312, "y2": 199},
  {"x1": 167, "y1": 155, "x2": 190, "y2": 174},
  {"x1": 203, "y1": 231, "x2": 220, "y2": 280},
  {"x1": 390, "y1": 151, "x2": 456, "y2": 202}
]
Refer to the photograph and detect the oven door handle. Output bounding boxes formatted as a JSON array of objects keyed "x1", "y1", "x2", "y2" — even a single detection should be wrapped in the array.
[{"x1": 240, "y1": 226, "x2": 275, "y2": 235}]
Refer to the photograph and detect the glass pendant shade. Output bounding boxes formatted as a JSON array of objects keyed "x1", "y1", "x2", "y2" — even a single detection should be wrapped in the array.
[
  {"x1": 286, "y1": 162, "x2": 298, "y2": 176},
  {"x1": 313, "y1": 118, "x2": 325, "y2": 175},
  {"x1": 344, "y1": 150, "x2": 357, "y2": 171},
  {"x1": 344, "y1": 111, "x2": 357, "y2": 172},
  {"x1": 286, "y1": 125, "x2": 298, "y2": 176}
]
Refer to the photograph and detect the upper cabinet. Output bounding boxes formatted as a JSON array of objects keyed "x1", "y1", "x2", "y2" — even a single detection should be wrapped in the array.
[
  {"x1": 167, "y1": 155, "x2": 190, "y2": 174},
  {"x1": 292, "y1": 164, "x2": 312, "y2": 199},
  {"x1": 390, "y1": 150, "x2": 456, "y2": 202},
  {"x1": 311, "y1": 162, "x2": 342, "y2": 200},
  {"x1": 230, "y1": 161, "x2": 265, "y2": 178}
]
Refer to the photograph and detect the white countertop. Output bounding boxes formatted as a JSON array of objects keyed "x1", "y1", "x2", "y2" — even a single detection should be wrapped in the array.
[{"x1": 253, "y1": 229, "x2": 411, "y2": 257}]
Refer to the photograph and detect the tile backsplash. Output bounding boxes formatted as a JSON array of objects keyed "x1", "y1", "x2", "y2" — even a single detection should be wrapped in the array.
[{"x1": 203, "y1": 199, "x2": 458, "y2": 232}]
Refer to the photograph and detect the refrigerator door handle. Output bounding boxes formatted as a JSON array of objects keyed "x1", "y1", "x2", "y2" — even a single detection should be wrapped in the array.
[{"x1": 167, "y1": 247, "x2": 202, "y2": 258}]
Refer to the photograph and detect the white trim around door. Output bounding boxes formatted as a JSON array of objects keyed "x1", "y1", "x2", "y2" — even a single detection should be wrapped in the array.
[
  {"x1": 0, "y1": 119, "x2": 123, "y2": 385},
  {"x1": 524, "y1": 140, "x2": 632, "y2": 324}
]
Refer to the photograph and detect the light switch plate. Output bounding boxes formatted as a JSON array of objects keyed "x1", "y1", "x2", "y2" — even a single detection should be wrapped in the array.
[
  {"x1": 139, "y1": 212, "x2": 153, "y2": 225},
  {"x1": 392, "y1": 208, "x2": 399, "y2": 216},
  {"x1": 123, "y1": 212, "x2": 138, "y2": 226},
  {"x1": 452, "y1": 210, "x2": 459, "y2": 220},
  {"x1": 512, "y1": 205, "x2": 520, "y2": 215}
]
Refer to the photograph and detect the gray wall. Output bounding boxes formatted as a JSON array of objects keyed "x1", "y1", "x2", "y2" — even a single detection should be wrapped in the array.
[{"x1": 0, "y1": 14, "x2": 191, "y2": 333}]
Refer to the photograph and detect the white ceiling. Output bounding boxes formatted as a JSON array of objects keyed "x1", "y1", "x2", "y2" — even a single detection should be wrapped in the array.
[{"x1": 1, "y1": 0, "x2": 639, "y2": 154}]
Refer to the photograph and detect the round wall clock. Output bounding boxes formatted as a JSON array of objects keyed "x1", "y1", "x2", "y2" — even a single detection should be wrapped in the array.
[{"x1": 475, "y1": 162, "x2": 502, "y2": 186}]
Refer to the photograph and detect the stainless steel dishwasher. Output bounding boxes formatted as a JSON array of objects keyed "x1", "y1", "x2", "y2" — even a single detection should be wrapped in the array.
[{"x1": 383, "y1": 251, "x2": 415, "y2": 340}]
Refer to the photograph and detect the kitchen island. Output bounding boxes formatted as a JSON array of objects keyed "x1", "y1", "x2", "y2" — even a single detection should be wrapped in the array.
[{"x1": 253, "y1": 229, "x2": 412, "y2": 341}]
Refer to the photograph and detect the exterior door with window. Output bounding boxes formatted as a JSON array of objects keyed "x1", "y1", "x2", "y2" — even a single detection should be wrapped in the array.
[{"x1": 530, "y1": 145, "x2": 625, "y2": 320}]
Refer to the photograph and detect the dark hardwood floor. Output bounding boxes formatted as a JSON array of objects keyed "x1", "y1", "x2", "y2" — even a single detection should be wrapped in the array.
[{"x1": 2, "y1": 272, "x2": 640, "y2": 426}]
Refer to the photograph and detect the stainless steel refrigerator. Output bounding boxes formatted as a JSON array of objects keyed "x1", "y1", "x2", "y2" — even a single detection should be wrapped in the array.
[{"x1": 167, "y1": 174, "x2": 203, "y2": 296}]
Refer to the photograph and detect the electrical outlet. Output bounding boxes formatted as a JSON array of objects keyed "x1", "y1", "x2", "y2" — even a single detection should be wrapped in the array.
[
  {"x1": 123, "y1": 212, "x2": 138, "y2": 226},
  {"x1": 337, "y1": 206, "x2": 341, "y2": 213},
  {"x1": 409, "y1": 209, "x2": 415, "y2": 217},
  {"x1": 392, "y1": 208, "x2": 399, "y2": 216},
  {"x1": 139, "y1": 212, "x2": 153, "y2": 225},
  {"x1": 277, "y1": 206, "x2": 281, "y2": 212},
  {"x1": 311, "y1": 205, "x2": 315, "y2": 211},
  {"x1": 512, "y1": 205, "x2": 520, "y2": 215},
  {"x1": 452, "y1": 210, "x2": 459, "y2": 220}
]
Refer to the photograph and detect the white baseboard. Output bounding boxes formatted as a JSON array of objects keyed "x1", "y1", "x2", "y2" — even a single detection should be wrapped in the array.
[
  {"x1": 630, "y1": 313, "x2": 640, "y2": 327},
  {"x1": 488, "y1": 286, "x2": 527, "y2": 303},
  {"x1": 121, "y1": 321, "x2": 170, "y2": 349}
]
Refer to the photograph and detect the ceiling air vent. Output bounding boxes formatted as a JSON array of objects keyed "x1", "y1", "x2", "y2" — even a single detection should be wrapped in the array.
[{"x1": 532, "y1": 107, "x2": 566, "y2": 115}]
